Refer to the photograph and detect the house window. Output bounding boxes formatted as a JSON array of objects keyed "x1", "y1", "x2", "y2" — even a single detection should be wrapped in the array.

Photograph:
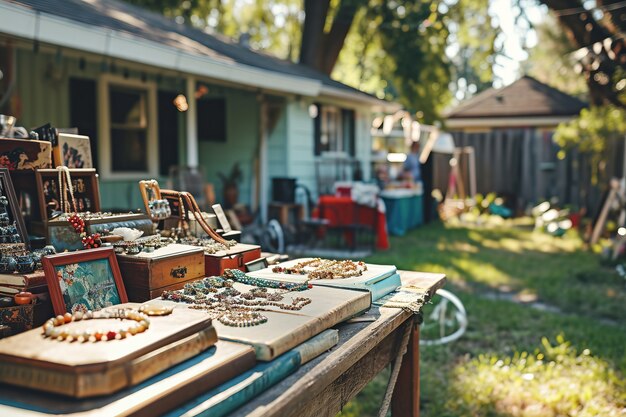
[
  {"x1": 98, "y1": 75, "x2": 158, "y2": 178},
  {"x1": 110, "y1": 87, "x2": 148, "y2": 172},
  {"x1": 69, "y1": 78, "x2": 98, "y2": 168},
  {"x1": 314, "y1": 105, "x2": 355, "y2": 156},
  {"x1": 197, "y1": 98, "x2": 227, "y2": 142}
]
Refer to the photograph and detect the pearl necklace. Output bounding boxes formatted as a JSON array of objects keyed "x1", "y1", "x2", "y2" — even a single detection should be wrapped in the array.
[{"x1": 42, "y1": 309, "x2": 150, "y2": 342}]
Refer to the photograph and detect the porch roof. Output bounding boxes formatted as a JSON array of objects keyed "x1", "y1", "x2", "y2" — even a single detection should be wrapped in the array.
[{"x1": 1, "y1": 0, "x2": 396, "y2": 110}]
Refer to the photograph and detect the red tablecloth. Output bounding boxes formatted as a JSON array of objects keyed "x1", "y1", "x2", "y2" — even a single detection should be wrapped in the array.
[{"x1": 314, "y1": 196, "x2": 390, "y2": 250}]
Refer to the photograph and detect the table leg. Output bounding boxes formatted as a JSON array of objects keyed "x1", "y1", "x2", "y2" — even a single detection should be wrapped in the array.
[{"x1": 391, "y1": 321, "x2": 420, "y2": 417}]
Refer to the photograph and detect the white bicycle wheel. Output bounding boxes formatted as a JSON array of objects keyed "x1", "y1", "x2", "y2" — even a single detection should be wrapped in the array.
[
  {"x1": 419, "y1": 289, "x2": 468, "y2": 346},
  {"x1": 261, "y1": 219, "x2": 285, "y2": 254}
]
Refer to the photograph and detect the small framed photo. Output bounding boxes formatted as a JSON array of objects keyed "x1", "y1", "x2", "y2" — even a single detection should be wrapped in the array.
[
  {"x1": 212, "y1": 204, "x2": 232, "y2": 232},
  {"x1": 35, "y1": 168, "x2": 101, "y2": 221},
  {"x1": 42, "y1": 247, "x2": 128, "y2": 316},
  {"x1": 54, "y1": 133, "x2": 93, "y2": 168},
  {"x1": 0, "y1": 167, "x2": 29, "y2": 247}
]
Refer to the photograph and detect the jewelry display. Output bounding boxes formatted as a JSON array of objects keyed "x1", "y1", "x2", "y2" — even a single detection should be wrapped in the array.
[
  {"x1": 0, "y1": 245, "x2": 56, "y2": 274},
  {"x1": 41, "y1": 308, "x2": 150, "y2": 342},
  {"x1": 225, "y1": 268, "x2": 312, "y2": 291},
  {"x1": 219, "y1": 311, "x2": 268, "y2": 327},
  {"x1": 139, "y1": 179, "x2": 171, "y2": 221},
  {"x1": 178, "y1": 236, "x2": 235, "y2": 255},
  {"x1": 57, "y1": 167, "x2": 102, "y2": 250},
  {"x1": 272, "y1": 258, "x2": 367, "y2": 280},
  {"x1": 111, "y1": 234, "x2": 171, "y2": 255},
  {"x1": 56, "y1": 212, "x2": 116, "y2": 222},
  {"x1": 0, "y1": 180, "x2": 22, "y2": 244},
  {"x1": 161, "y1": 273, "x2": 312, "y2": 327}
]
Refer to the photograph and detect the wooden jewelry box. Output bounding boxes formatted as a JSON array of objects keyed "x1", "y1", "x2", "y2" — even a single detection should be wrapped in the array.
[
  {"x1": 204, "y1": 243, "x2": 262, "y2": 276},
  {"x1": 46, "y1": 213, "x2": 153, "y2": 252},
  {"x1": 0, "y1": 303, "x2": 217, "y2": 398},
  {"x1": 117, "y1": 244, "x2": 205, "y2": 302}
]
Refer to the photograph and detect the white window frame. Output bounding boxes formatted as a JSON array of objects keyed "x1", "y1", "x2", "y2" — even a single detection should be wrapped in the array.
[{"x1": 97, "y1": 74, "x2": 158, "y2": 179}]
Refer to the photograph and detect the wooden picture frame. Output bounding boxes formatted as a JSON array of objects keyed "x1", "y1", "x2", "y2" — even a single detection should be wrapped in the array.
[
  {"x1": 42, "y1": 247, "x2": 128, "y2": 316},
  {"x1": 54, "y1": 133, "x2": 93, "y2": 168},
  {"x1": 35, "y1": 169, "x2": 101, "y2": 221},
  {"x1": 0, "y1": 168, "x2": 29, "y2": 248}
]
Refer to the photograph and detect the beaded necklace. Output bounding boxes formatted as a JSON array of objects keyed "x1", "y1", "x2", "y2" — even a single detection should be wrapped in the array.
[
  {"x1": 57, "y1": 167, "x2": 101, "y2": 249},
  {"x1": 42, "y1": 309, "x2": 150, "y2": 342},
  {"x1": 225, "y1": 268, "x2": 312, "y2": 291},
  {"x1": 161, "y1": 274, "x2": 312, "y2": 327}
]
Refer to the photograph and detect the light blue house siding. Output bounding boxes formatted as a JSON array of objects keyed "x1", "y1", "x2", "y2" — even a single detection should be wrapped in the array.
[
  {"x1": 285, "y1": 100, "x2": 316, "y2": 194},
  {"x1": 267, "y1": 99, "x2": 373, "y2": 201},
  {"x1": 198, "y1": 89, "x2": 259, "y2": 208}
]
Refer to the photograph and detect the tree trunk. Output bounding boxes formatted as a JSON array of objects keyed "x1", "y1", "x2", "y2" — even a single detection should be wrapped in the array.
[
  {"x1": 319, "y1": 1, "x2": 361, "y2": 74},
  {"x1": 299, "y1": 0, "x2": 331, "y2": 69},
  {"x1": 299, "y1": 0, "x2": 363, "y2": 75}
]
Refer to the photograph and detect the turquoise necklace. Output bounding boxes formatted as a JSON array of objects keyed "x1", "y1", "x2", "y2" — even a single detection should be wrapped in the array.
[{"x1": 225, "y1": 269, "x2": 312, "y2": 291}]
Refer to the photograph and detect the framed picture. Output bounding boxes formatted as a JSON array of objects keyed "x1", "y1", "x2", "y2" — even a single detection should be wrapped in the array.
[
  {"x1": 54, "y1": 133, "x2": 93, "y2": 168},
  {"x1": 212, "y1": 203, "x2": 232, "y2": 232},
  {"x1": 42, "y1": 247, "x2": 128, "y2": 315},
  {"x1": 35, "y1": 169, "x2": 101, "y2": 221},
  {"x1": 0, "y1": 168, "x2": 29, "y2": 248}
]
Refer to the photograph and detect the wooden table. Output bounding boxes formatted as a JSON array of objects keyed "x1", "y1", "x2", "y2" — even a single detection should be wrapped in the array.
[
  {"x1": 228, "y1": 270, "x2": 446, "y2": 417},
  {"x1": 0, "y1": 271, "x2": 444, "y2": 417}
]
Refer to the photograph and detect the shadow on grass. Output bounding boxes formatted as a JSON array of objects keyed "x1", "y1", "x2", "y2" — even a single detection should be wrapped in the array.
[{"x1": 367, "y1": 221, "x2": 626, "y2": 322}]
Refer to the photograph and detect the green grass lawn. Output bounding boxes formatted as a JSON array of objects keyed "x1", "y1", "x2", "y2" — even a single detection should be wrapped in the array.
[{"x1": 337, "y1": 220, "x2": 626, "y2": 417}]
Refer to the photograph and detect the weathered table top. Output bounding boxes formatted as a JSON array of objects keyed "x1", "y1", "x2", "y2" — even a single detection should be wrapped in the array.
[{"x1": 229, "y1": 270, "x2": 446, "y2": 417}]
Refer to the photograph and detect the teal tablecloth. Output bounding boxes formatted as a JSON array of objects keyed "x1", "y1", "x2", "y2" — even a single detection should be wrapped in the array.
[{"x1": 381, "y1": 192, "x2": 423, "y2": 236}]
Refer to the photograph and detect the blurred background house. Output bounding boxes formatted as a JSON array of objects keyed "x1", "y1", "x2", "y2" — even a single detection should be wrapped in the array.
[{"x1": 439, "y1": 76, "x2": 620, "y2": 213}]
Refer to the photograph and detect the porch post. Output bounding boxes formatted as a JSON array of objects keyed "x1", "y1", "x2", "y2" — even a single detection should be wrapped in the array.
[{"x1": 186, "y1": 76, "x2": 199, "y2": 168}]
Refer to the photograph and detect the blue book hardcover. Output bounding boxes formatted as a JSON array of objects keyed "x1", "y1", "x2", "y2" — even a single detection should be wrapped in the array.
[{"x1": 167, "y1": 330, "x2": 339, "y2": 417}]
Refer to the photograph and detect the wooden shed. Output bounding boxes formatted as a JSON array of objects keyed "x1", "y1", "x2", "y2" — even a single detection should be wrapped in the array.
[{"x1": 440, "y1": 76, "x2": 612, "y2": 212}]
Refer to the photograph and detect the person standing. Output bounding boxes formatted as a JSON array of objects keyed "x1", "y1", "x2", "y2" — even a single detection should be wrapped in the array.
[{"x1": 403, "y1": 140, "x2": 421, "y2": 183}]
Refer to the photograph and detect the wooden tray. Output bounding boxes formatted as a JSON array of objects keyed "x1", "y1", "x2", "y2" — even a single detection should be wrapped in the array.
[
  {"x1": 0, "y1": 340, "x2": 255, "y2": 417},
  {"x1": 161, "y1": 283, "x2": 370, "y2": 361},
  {"x1": 0, "y1": 303, "x2": 217, "y2": 398}
]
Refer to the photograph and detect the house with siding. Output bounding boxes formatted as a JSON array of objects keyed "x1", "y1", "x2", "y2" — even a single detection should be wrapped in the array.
[
  {"x1": 443, "y1": 76, "x2": 595, "y2": 211},
  {"x1": 0, "y1": 0, "x2": 395, "y2": 221}
]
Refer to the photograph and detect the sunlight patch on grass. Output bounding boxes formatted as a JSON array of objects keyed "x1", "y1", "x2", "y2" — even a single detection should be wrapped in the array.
[
  {"x1": 449, "y1": 257, "x2": 515, "y2": 287},
  {"x1": 448, "y1": 335, "x2": 626, "y2": 417},
  {"x1": 436, "y1": 240, "x2": 480, "y2": 253},
  {"x1": 467, "y1": 228, "x2": 582, "y2": 255}
]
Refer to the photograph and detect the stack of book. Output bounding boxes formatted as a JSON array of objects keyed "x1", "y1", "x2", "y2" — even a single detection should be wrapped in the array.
[
  {"x1": 0, "y1": 270, "x2": 48, "y2": 298},
  {"x1": 0, "y1": 271, "x2": 53, "y2": 333}
]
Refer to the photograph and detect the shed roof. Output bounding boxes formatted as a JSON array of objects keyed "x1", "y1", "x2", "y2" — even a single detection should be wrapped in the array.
[
  {"x1": 445, "y1": 76, "x2": 586, "y2": 120},
  {"x1": 2, "y1": 0, "x2": 391, "y2": 107}
]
